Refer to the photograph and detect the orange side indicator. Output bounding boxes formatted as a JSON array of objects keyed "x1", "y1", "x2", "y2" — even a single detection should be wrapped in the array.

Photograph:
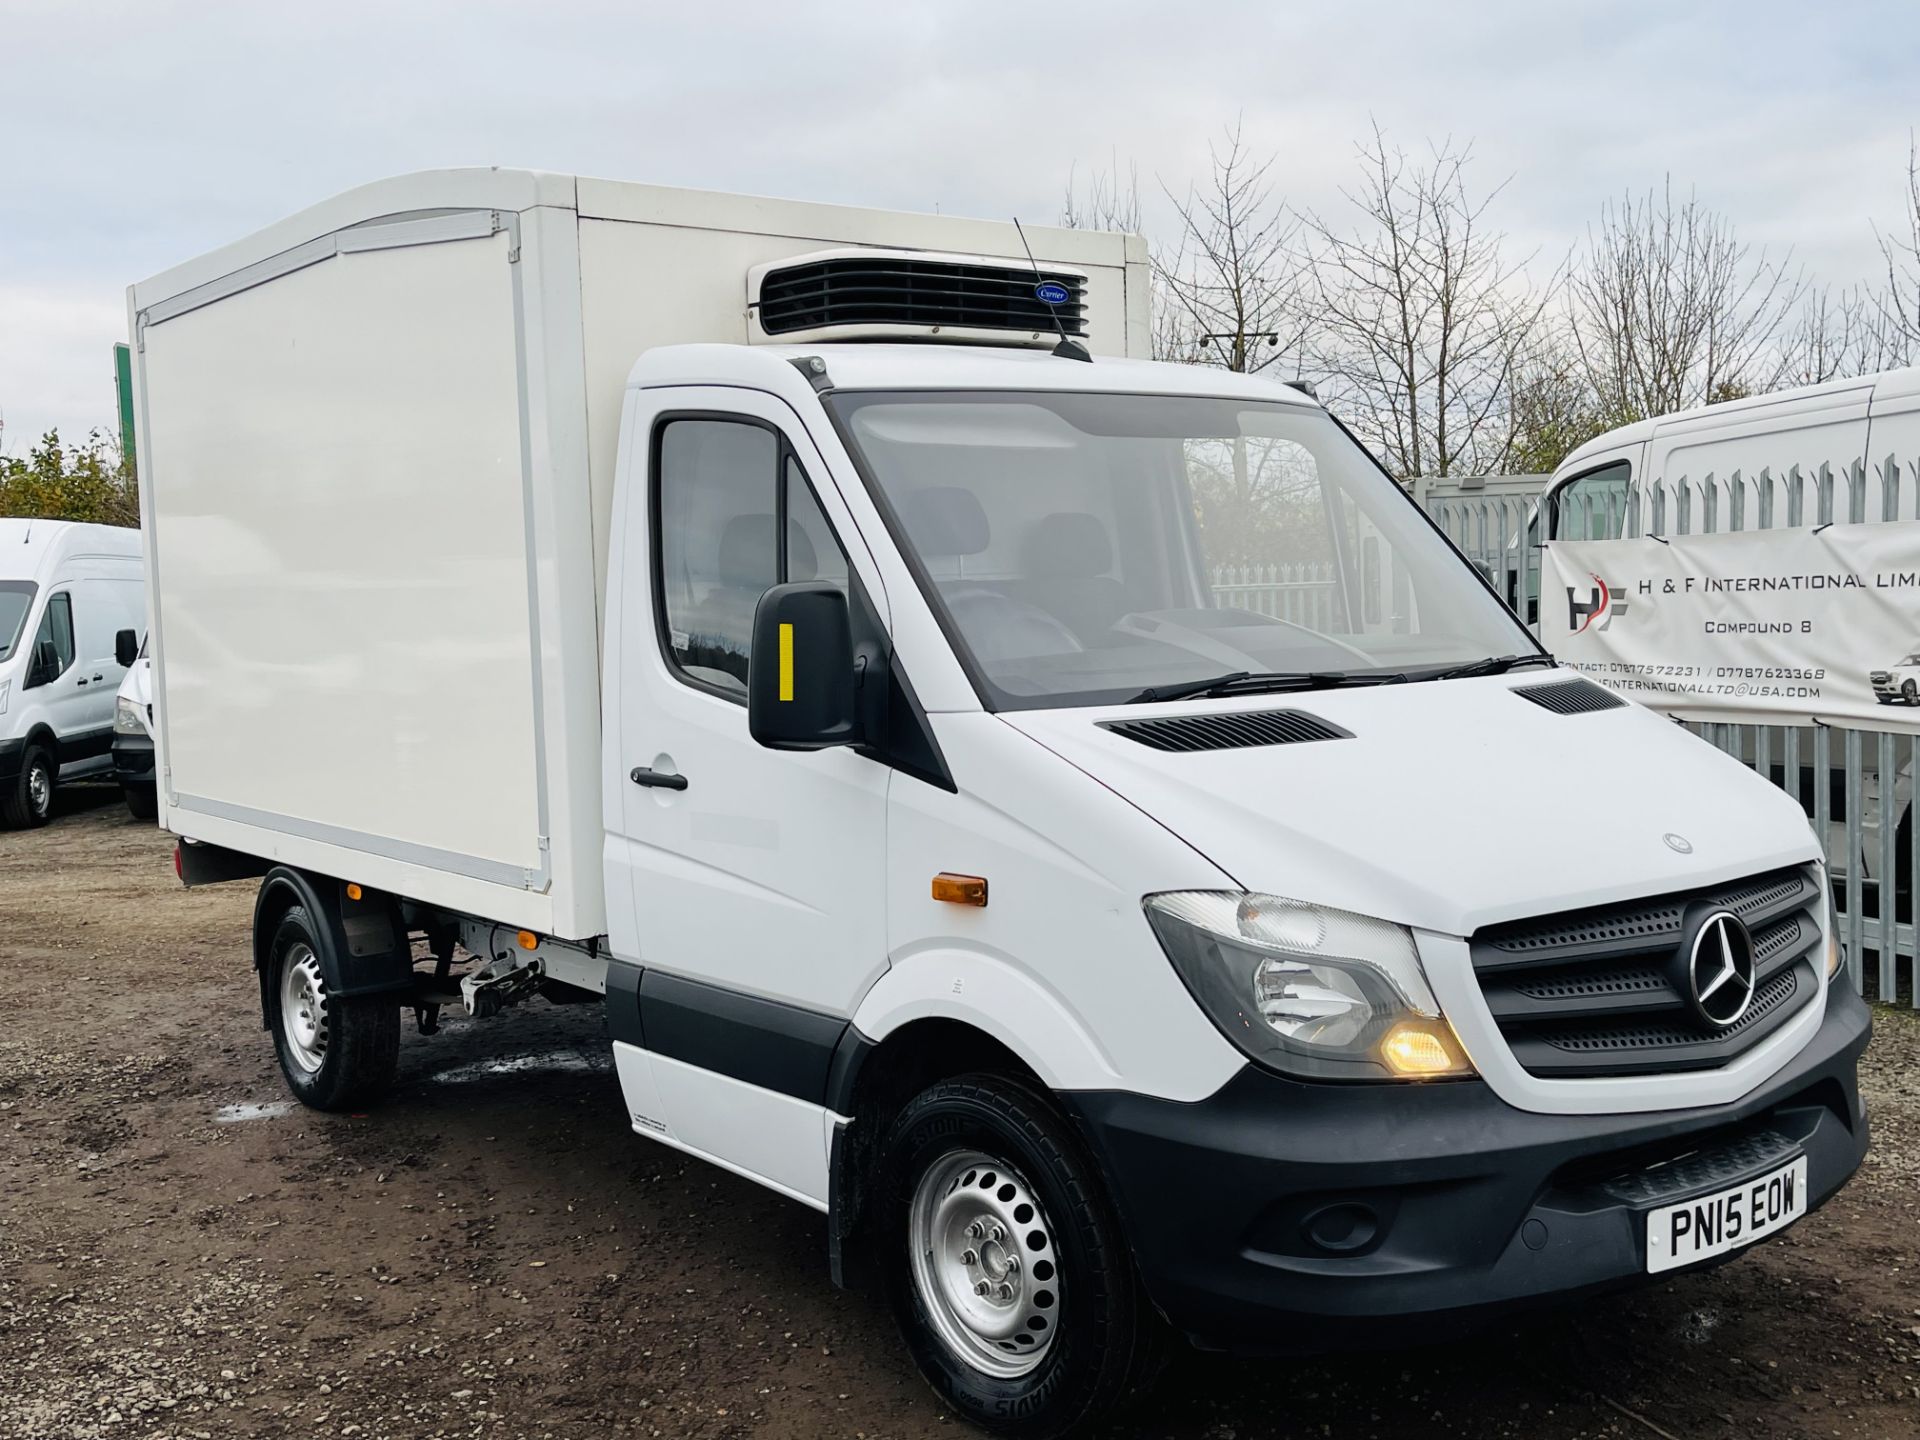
[
  {"x1": 345, "y1": 883, "x2": 364, "y2": 901},
  {"x1": 516, "y1": 930, "x2": 540, "y2": 951},
  {"x1": 931, "y1": 872, "x2": 989, "y2": 907}
]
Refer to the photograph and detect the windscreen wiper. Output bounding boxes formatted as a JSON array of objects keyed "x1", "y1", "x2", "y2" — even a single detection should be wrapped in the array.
[
  {"x1": 1428, "y1": 653, "x2": 1558, "y2": 682},
  {"x1": 1126, "y1": 669, "x2": 1409, "y2": 704}
]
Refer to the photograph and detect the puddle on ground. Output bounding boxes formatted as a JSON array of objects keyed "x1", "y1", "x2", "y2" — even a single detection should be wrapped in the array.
[
  {"x1": 215, "y1": 1100, "x2": 299, "y2": 1123},
  {"x1": 426, "y1": 1053, "x2": 608, "y2": 1085}
]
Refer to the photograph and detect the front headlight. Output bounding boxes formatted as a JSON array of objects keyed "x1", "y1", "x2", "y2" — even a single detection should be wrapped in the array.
[
  {"x1": 114, "y1": 694, "x2": 144, "y2": 735},
  {"x1": 1145, "y1": 891, "x2": 1475, "y2": 1081},
  {"x1": 0, "y1": 678, "x2": 9, "y2": 716}
]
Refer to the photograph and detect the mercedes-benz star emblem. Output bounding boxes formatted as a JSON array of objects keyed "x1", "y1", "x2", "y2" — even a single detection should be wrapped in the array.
[
  {"x1": 1685, "y1": 910, "x2": 1757, "y2": 1029},
  {"x1": 1663, "y1": 832, "x2": 1694, "y2": 854}
]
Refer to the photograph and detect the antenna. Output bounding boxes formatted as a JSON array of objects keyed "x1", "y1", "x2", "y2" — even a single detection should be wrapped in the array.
[{"x1": 1012, "y1": 217, "x2": 1092, "y2": 363}]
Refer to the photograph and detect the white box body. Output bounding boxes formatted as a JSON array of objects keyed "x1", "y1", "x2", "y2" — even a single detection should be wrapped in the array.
[{"x1": 129, "y1": 169, "x2": 1147, "y2": 939}]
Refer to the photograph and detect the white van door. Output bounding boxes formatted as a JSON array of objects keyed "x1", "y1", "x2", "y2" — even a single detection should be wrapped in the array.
[
  {"x1": 607, "y1": 386, "x2": 891, "y2": 1181},
  {"x1": 19, "y1": 589, "x2": 103, "y2": 772}
]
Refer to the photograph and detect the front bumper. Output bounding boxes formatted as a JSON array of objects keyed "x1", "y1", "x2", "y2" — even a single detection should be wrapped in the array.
[
  {"x1": 1064, "y1": 983, "x2": 1870, "y2": 1354},
  {"x1": 112, "y1": 732, "x2": 154, "y2": 790}
]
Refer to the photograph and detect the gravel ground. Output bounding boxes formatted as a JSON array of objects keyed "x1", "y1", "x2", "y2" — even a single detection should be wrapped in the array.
[{"x1": 2, "y1": 789, "x2": 1918, "y2": 1440}]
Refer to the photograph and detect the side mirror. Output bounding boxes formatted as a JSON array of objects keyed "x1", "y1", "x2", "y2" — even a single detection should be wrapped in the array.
[
  {"x1": 748, "y1": 583, "x2": 860, "y2": 750},
  {"x1": 116, "y1": 629, "x2": 139, "y2": 669}
]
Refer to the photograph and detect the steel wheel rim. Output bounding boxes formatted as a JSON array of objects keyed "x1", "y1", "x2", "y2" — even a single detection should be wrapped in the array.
[
  {"x1": 908, "y1": 1149, "x2": 1061, "y2": 1379},
  {"x1": 26, "y1": 761, "x2": 50, "y2": 818},
  {"x1": 279, "y1": 943, "x2": 329, "y2": 1074}
]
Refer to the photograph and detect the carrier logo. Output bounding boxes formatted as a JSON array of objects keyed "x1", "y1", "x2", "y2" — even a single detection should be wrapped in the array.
[
  {"x1": 1683, "y1": 910, "x2": 1757, "y2": 1030},
  {"x1": 1567, "y1": 573, "x2": 1631, "y2": 633}
]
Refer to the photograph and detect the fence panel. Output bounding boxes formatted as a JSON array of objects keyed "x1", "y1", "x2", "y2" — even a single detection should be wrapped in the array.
[{"x1": 1208, "y1": 562, "x2": 1339, "y2": 629}]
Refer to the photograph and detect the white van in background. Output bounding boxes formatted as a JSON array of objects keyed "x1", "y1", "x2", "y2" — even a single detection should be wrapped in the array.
[
  {"x1": 0, "y1": 519, "x2": 145, "y2": 827},
  {"x1": 112, "y1": 629, "x2": 157, "y2": 819},
  {"x1": 1535, "y1": 366, "x2": 1920, "y2": 912},
  {"x1": 1541, "y1": 365, "x2": 1920, "y2": 545}
]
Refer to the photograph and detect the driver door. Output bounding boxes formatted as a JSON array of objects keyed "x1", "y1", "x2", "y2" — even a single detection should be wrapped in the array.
[{"x1": 607, "y1": 387, "x2": 892, "y2": 1192}]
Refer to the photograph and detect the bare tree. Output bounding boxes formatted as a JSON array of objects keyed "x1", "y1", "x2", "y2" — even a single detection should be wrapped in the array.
[
  {"x1": 1874, "y1": 133, "x2": 1920, "y2": 359},
  {"x1": 1301, "y1": 125, "x2": 1553, "y2": 480},
  {"x1": 1502, "y1": 324, "x2": 1607, "y2": 475},
  {"x1": 1153, "y1": 122, "x2": 1312, "y2": 374},
  {"x1": 1777, "y1": 283, "x2": 1907, "y2": 387},
  {"x1": 1061, "y1": 157, "x2": 1143, "y2": 236},
  {"x1": 1569, "y1": 180, "x2": 1804, "y2": 421}
]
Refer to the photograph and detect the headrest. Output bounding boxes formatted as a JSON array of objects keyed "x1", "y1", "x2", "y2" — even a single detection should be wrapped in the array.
[
  {"x1": 1026, "y1": 512, "x2": 1113, "y2": 579},
  {"x1": 898, "y1": 486, "x2": 989, "y2": 558},
  {"x1": 717, "y1": 514, "x2": 816, "y2": 588}
]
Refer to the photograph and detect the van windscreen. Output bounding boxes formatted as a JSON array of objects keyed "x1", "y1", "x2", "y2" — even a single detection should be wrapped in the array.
[
  {"x1": 0, "y1": 582, "x2": 35, "y2": 663},
  {"x1": 828, "y1": 390, "x2": 1538, "y2": 711}
]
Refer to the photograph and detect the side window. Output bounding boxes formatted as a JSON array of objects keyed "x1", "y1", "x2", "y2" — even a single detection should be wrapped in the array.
[
  {"x1": 1552, "y1": 460, "x2": 1632, "y2": 541},
  {"x1": 654, "y1": 417, "x2": 850, "y2": 697},
  {"x1": 28, "y1": 592, "x2": 76, "y2": 687}
]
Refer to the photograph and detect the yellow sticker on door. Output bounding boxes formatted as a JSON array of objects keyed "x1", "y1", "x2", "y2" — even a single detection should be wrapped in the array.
[{"x1": 779, "y1": 622, "x2": 794, "y2": 701}]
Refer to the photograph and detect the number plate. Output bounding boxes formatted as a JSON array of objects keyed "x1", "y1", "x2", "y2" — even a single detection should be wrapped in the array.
[{"x1": 1645, "y1": 1155, "x2": 1807, "y2": 1274}]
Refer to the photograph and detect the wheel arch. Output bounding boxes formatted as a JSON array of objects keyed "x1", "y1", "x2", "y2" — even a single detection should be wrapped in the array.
[
  {"x1": 250, "y1": 866, "x2": 413, "y2": 1029},
  {"x1": 827, "y1": 951, "x2": 1122, "y2": 1295}
]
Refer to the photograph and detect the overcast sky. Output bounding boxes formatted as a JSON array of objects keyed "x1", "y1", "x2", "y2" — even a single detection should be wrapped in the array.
[{"x1": 3, "y1": 0, "x2": 1916, "y2": 448}]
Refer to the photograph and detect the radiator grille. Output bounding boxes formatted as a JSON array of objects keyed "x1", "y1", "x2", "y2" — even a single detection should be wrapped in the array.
[
  {"x1": 1470, "y1": 866, "x2": 1823, "y2": 1078},
  {"x1": 756, "y1": 257, "x2": 1087, "y2": 337}
]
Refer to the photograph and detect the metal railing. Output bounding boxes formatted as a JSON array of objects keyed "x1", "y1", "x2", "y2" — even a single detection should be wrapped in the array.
[
  {"x1": 1419, "y1": 464, "x2": 1915, "y2": 1007},
  {"x1": 1208, "y1": 562, "x2": 1340, "y2": 629}
]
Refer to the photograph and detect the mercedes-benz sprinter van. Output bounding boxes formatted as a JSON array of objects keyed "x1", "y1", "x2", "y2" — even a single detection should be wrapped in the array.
[{"x1": 133, "y1": 171, "x2": 1869, "y2": 1437}]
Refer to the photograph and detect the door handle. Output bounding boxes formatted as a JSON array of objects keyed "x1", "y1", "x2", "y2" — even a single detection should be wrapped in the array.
[
  {"x1": 75, "y1": 677, "x2": 88, "y2": 687},
  {"x1": 629, "y1": 767, "x2": 688, "y2": 791}
]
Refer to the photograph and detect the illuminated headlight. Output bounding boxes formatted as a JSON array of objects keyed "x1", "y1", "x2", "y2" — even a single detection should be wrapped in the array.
[
  {"x1": 114, "y1": 695, "x2": 145, "y2": 735},
  {"x1": 1144, "y1": 891, "x2": 1475, "y2": 1081}
]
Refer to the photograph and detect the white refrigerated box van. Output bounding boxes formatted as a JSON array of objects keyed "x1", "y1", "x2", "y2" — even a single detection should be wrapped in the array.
[
  {"x1": 134, "y1": 170, "x2": 1868, "y2": 1437},
  {"x1": 0, "y1": 519, "x2": 144, "y2": 826}
]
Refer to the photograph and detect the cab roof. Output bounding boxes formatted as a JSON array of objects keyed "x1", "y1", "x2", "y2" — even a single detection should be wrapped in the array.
[{"x1": 627, "y1": 341, "x2": 1324, "y2": 406}]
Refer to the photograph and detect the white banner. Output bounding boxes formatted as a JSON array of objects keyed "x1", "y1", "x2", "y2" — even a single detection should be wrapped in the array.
[{"x1": 1541, "y1": 525, "x2": 1920, "y2": 731}]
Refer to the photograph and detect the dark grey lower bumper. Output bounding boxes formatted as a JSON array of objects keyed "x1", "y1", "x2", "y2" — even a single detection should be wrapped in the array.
[{"x1": 1064, "y1": 984, "x2": 1871, "y2": 1354}]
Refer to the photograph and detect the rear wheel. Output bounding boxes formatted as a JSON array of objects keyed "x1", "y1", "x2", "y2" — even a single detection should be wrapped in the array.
[
  {"x1": 877, "y1": 1075, "x2": 1163, "y2": 1438},
  {"x1": 0, "y1": 742, "x2": 55, "y2": 829},
  {"x1": 266, "y1": 904, "x2": 399, "y2": 1110}
]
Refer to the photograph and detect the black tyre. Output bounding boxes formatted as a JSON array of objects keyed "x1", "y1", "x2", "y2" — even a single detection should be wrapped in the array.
[
  {"x1": 123, "y1": 784, "x2": 157, "y2": 821},
  {"x1": 265, "y1": 904, "x2": 400, "y2": 1110},
  {"x1": 0, "y1": 742, "x2": 56, "y2": 829},
  {"x1": 1904, "y1": 679, "x2": 1917, "y2": 706},
  {"x1": 876, "y1": 1075, "x2": 1163, "y2": 1438}
]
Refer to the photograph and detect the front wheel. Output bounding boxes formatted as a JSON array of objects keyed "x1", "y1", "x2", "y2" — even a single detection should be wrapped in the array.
[
  {"x1": 123, "y1": 785, "x2": 157, "y2": 821},
  {"x1": 877, "y1": 1075, "x2": 1162, "y2": 1438},
  {"x1": 0, "y1": 742, "x2": 55, "y2": 829},
  {"x1": 266, "y1": 904, "x2": 400, "y2": 1110},
  {"x1": 1904, "y1": 679, "x2": 1918, "y2": 706}
]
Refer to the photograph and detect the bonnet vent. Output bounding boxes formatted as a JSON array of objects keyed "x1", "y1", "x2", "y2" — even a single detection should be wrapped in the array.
[
  {"x1": 1100, "y1": 709, "x2": 1351, "y2": 753},
  {"x1": 751, "y1": 249, "x2": 1088, "y2": 343},
  {"x1": 1513, "y1": 677, "x2": 1626, "y2": 715}
]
